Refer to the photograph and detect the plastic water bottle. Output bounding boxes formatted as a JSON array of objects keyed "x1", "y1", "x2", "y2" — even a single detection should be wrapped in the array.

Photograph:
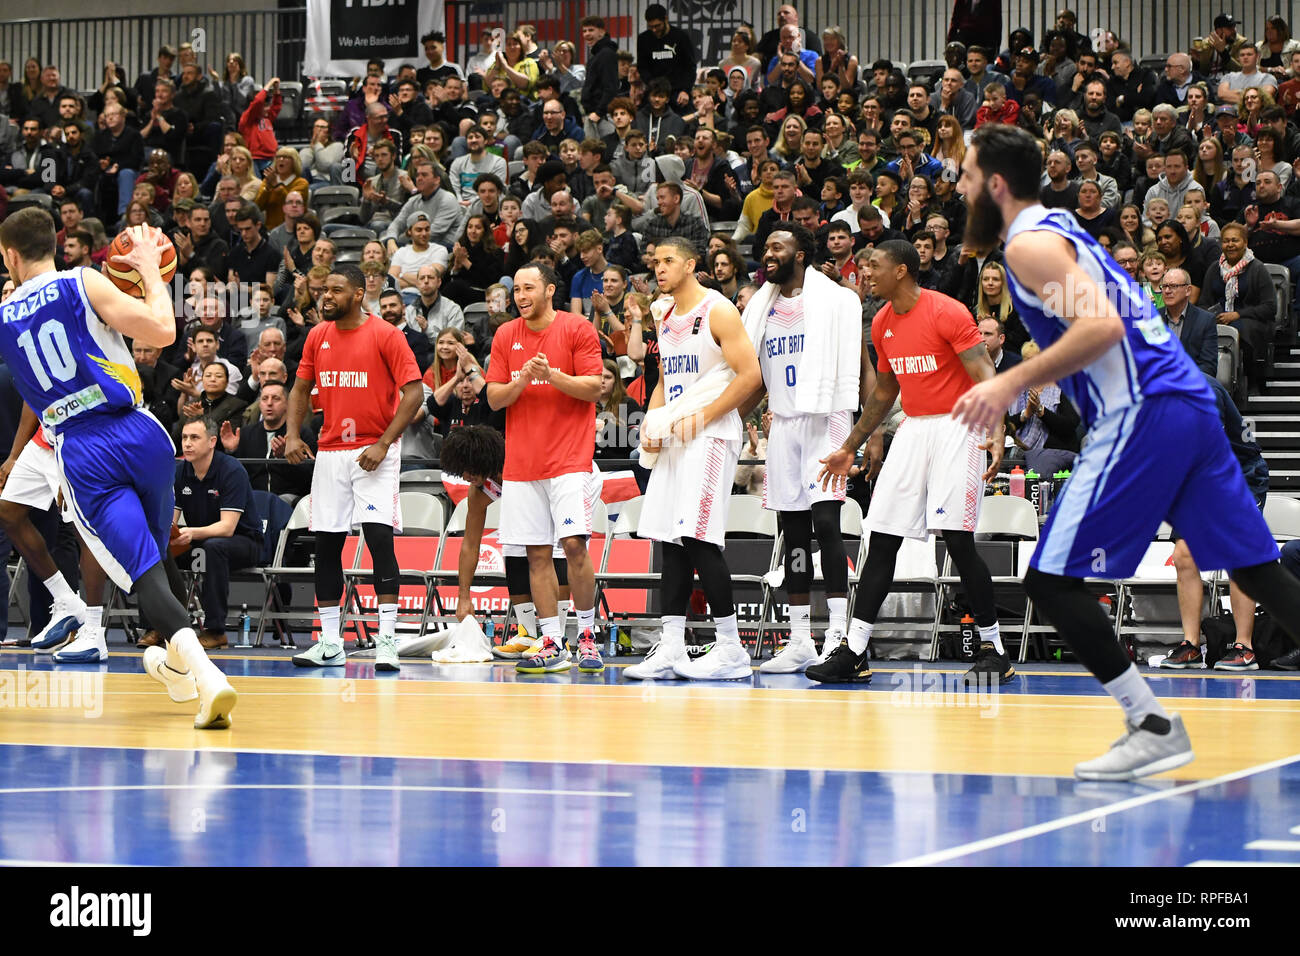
[
  {"x1": 1026, "y1": 469, "x2": 1041, "y2": 513},
  {"x1": 1009, "y1": 466, "x2": 1025, "y2": 498},
  {"x1": 1053, "y1": 469, "x2": 1072, "y2": 501},
  {"x1": 239, "y1": 604, "x2": 251, "y2": 647},
  {"x1": 959, "y1": 613, "x2": 977, "y2": 660},
  {"x1": 607, "y1": 628, "x2": 617, "y2": 657},
  {"x1": 484, "y1": 617, "x2": 496, "y2": 643}
]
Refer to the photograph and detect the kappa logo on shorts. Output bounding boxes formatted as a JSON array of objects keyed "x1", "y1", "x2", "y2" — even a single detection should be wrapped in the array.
[
  {"x1": 808, "y1": 482, "x2": 816, "y2": 491},
  {"x1": 563, "y1": 517, "x2": 574, "y2": 526},
  {"x1": 366, "y1": 504, "x2": 377, "y2": 511},
  {"x1": 935, "y1": 507, "x2": 945, "y2": 515}
]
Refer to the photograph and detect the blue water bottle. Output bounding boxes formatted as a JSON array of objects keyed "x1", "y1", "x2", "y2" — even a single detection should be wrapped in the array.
[
  {"x1": 484, "y1": 617, "x2": 496, "y2": 643},
  {"x1": 240, "y1": 604, "x2": 251, "y2": 647},
  {"x1": 607, "y1": 627, "x2": 616, "y2": 657}
]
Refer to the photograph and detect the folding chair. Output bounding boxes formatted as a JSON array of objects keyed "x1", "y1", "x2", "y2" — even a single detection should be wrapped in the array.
[
  {"x1": 1217, "y1": 324, "x2": 1242, "y2": 402},
  {"x1": 254, "y1": 495, "x2": 365, "y2": 645},
  {"x1": 341, "y1": 492, "x2": 447, "y2": 638},
  {"x1": 239, "y1": 491, "x2": 295, "y2": 646},
  {"x1": 1112, "y1": 541, "x2": 1214, "y2": 648},
  {"x1": 906, "y1": 60, "x2": 945, "y2": 86},
  {"x1": 1264, "y1": 494, "x2": 1300, "y2": 539}
]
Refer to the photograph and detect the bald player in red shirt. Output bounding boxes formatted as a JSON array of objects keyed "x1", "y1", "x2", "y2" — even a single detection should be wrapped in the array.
[
  {"x1": 286, "y1": 263, "x2": 423, "y2": 672},
  {"x1": 812, "y1": 239, "x2": 1014, "y2": 685},
  {"x1": 486, "y1": 260, "x2": 604, "y2": 675}
]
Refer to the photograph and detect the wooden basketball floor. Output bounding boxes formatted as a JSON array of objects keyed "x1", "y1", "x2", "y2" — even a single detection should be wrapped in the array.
[{"x1": 1, "y1": 643, "x2": 1299, "y2": 866}]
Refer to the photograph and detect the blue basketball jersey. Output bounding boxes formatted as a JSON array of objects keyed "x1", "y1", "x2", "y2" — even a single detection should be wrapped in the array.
[
  {"x1": 0, "y1": 268, "x2": 143, "y2": 433},
  {"x1": 1003, "y1": 205, "x2": 1212, "y2": 428}
]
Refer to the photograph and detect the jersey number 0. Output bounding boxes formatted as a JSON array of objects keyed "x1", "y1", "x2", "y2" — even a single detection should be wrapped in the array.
[{"x1": 17, "y1": 322, "x2": 78, "y2": 391}]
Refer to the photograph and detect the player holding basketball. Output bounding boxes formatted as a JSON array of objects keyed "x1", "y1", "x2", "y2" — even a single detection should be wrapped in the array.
[
  {"x1": 485, "y1": 262, "x2": 604, "y2": 674},
  {"x1": 624, "y1": 236, "x2": 763, "y2": 681},
  {"x1": 0, "y1": 213, "x2": 235, "y2": 727},
  {"x1": 743, "y1": 224, "x2": 862, "y2": 674},
  {"x1": 285, "y1": 264, "x2": 423, "y2": 672},
  {"x1": 812, "y1": 240, "x2": 1012, "y2": 686},
  {"x1": 951, "y1": 123, "x2": 1300, "y2": 779}
]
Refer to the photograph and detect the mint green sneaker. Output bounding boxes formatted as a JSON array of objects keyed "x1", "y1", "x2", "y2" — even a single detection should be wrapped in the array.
[
  {"x1": 293, "y1": 641, "x2": 346, "y2": 667},
  {"x1": 375, "y1": 634, "x2": 399, "y2": 672}
]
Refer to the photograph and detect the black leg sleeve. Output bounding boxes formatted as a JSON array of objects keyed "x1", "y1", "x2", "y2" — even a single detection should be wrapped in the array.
[
  {"x1": 314, "y1": 531, "x2": 347, "y2": 604},
  {"x1": 811, "y1": 501, "x2": 848, "y2": 595},
  {"x1": 851, "y1": 532, "x2": 905, "y2": 624},
  {"x1": 1024, "y1": 567, "x2": 1131, "y2": 683},
  {"x1": 941, "y1": 530, "x2": 998, "y2": 628},
  {"x1": 681, "y1": 536, "x2": 735, "y2": 618}
]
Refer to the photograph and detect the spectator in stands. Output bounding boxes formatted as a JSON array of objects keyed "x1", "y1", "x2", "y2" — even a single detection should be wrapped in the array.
[
  {"x1": 229, "y1": 204, "x2": 279, "y2": 289},
  {"x1": 485, "y1": 33, "x2": 540, "y2": 97},
  {"x1": 933, "y1": 68, "x2": 979, "y2": 130},
  {"x1": 1156, "y1": 218, "x2": 1217, "y2": 299},
  {"x1": 357, "y1": 143, "x2": 408, "y2": 226},
  {"x1": 448, "y1": 126, "x2": 508, "y2": 203},
  {"x1": 378, "y1": 288, "x2": 431, "y2": 371},
  {"x1": 442, "y1": 214, "x2": 504, "y2": 308},
  {"x1": 176, "y1": 352, "x2": 246, "y2": 431},
  {"x1": 221, "y1": 381, "x2": 315, "y2": 499},
  {"x1": 686, "y1": 128, "x2": 742, "y2": 220},
  {"x1": 720, "y1": 30, "x2": 764, "y2": 91},
  {"x1": 579, "y1": 164, "x2": 623, "y2": 229},
  {"x1": 568, "y1": 229, "x2": 609, "y2": 316},
  {"x1": 428, "y1": 354, "x2": 501, "y2": 436},
  {"x1": 383, "y1": 161, "x2": 462, "y2": 253},
  {"x1": 974, "y1": 261, "x2": 1028, "y2": 352},
  {"x1": 334, "y1": 74, "x2": 387, "y2": 141},
  {"x1": 581, "y1": 17, "x2": 620, "y2": 131},
  {"x1": 591, "y1": 266, "x2": 629, "y2": 347},
  {"x1": 389, "y1": 212, "x2": 450, "y2": 295},
  {"x1": 632, "y1": 180, "x2": 710, "y2": 250},
  {"x1": 635, "y1": 78, "x2": 687, "y2": 154},
  {"x1": 407, "y1": 264, "x2": 465, "y2": 337},
  {"x1": 1201, "y1": 222, "x2": 1275, "y2": 375},
  {"x1": 174, "y1": 62, "x2": 225, "y2": 171},
  {"x1": 1008, "y1": 47, "x2": 1057, "y2": 106},
  {"x1": 1073, "y1": 180, "x2": 1115, "y2": 238},
  {"x1": 1160, "y1": 266, "x2": 1218, "y2": 374},
  {"x1": 1253, "y1": 128, "x2": 1292, "y2": 189},
  {"x1": 1241, "y1": 169, "x2": 1300, "y2": 310},
  {"x1": 1154, "y1": 52, "x2": 1197, "y2": 108},
  {"x1": 300, "y1": 118, "x2": 343, "y2": 189},
  {"x1": 132, "y1": 45, "x2": 176, "y2": 115},
  {"x1": 1218, "y1": 44, "x2": 1277, "y2": 105},
  {"x1": 1070, "y1": 141, "x2": 1119, "y2": 209},
  {"x1": 174, "y1": 416, "x2": 262, "y2": 650},
  {"x1": 1040, "y1": 30, "x2": 1079, "y2": 103},
  {"x1": 1144, "y1": 148, "x2": 1194, "y2": 219},
  {"x1": 386, "y1": 78, "x2": 435, "y2": 145},
  {"x1": 948, "y1": 0, "x2": 1002, "y2": 51},
  {"x1": 1106, "y1": 51, "x2": 1156, "y2": 121},
  {"x1": 26, "y1": 65, "x2": 71, "y2": 130},
  {"x1": 602, "y1": 202, "x2": 639, "y2": 271},
  {"x1": 239, "y1": 303, "x2": 288, "y2": 370},
  {"x1": 429, "y1": 75, "x2": 478, "y2": 139},
  {"x1": 417, "y1": 31, "x2": 465, "y2": 89},
  {"x1": 638, "y1": 4, "x2": 698, "y2": 109},
  {"x1": 213, "y1": 52, "x2": 258, "y2": 127},
  {"x1": 253, "y1": 148, "x2": 308, "y2": 231},
  {"x1": 530, "y1": 98, "x2": 582, "y2": 156},
  {"x1": 519, "y1": 158, "x2": 568, "y2": 220},
  {"x1": 338, "y1": 102, "x2": 404, "y2": 188},
  {"x1": 176, "y1": 205, "x2": 230, "y2": 279},
  {"x1": 91, "y1": 102, "x2": 143, "y2": 218},
  {"x1": 975, "y1": 80, "x2": 1019, "y2": 127},
  {"x1": 884, "y1": 129, "x2": 943, "y2": 183},
  {"x1": 1039, "y1": 149, "x2": 1079, "y2": 209},
  {"x1": 1277, "y1": 50, "x2": 1300, "y2": 115}
]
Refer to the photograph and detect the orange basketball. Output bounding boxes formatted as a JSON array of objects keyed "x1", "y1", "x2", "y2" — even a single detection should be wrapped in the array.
[{"x1": 105, "y1": 226, "x2": 177, "y2": 298}]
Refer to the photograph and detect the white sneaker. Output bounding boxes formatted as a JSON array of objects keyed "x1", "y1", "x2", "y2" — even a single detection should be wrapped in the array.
[
  {"x1": 624, "y1": 641, "x2": 686, "y2": 680},
  {"x1": 374, "y1": 633, "x2": 399, "y2": 671},
  {"x1": 672, "y1": 641, "x2": 753, "y2": 680},
  {"x1": 759, "y1": 637, "x2": 818, "y2": 673},
  {"x1": 193, "y1": 674, "x2": 237, "y2": 730},
  {"x1": 51, "y1": 625, "x2": 107, "y2": 663},
  {"x1": 31, "y1": 594, "x2": 88, "y2": 649},
  {"x1": 142, "y1": 646, "x2": 199, "y2": 702},
  {"x1": 818, "y1": 629, "x2": 845, "y2": 663}
]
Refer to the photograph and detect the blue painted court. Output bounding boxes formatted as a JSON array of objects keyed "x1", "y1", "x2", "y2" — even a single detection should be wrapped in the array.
[{"x1": 1, "y1": 645, "x2": 1299, "y2": 866}]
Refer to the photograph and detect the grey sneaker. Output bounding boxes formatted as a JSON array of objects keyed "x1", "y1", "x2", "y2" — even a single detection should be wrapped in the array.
[
  {"x1": 293, "y1": 641, "x2": 346, "y2": 667},
  {"x1": 374, "y1": 634, "x2": 399, "y2": 672},
  {"x1": 1074, "y1": 714, "x2": 1194, "y2": 781}
]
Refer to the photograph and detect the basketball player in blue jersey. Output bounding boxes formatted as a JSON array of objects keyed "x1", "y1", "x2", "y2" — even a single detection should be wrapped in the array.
[
  {"x1": 952, "y1": 125, "x2": 1300, "y2": 780},
  {"x1": 0, "y1": 212, "x2": 237, "y2": 729}
]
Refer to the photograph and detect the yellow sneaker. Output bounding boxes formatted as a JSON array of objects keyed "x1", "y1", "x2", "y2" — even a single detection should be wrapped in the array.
[{"x1": 492, "y1": 625, "x2": 538, "y2": 660}]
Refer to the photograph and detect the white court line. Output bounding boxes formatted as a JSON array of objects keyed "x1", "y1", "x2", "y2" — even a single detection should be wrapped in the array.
[
  {"x1": 0, "y1": 859, "x2": 137, "y2": 867},
  {"x1": 887, "y1": 752, "x2": 1300, "y2": 867},
  {"x1": 0, "y1": 783, "x2": 631, "y2": 798},
  {"x1": 1242, "y1": 839, "x2": 1300, "y2": 852},
  {"x1": 1186, "y1": 860, "x2": 1300, "y2": 867}
]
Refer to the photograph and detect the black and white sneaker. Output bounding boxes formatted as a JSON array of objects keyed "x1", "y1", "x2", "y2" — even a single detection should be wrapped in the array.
[
  {"x1": 805, "y1": 642, "x2": 872, "y2": 684},
  {"x1": 965, "y1": 642, "x2": 1015, "y2": 684}
]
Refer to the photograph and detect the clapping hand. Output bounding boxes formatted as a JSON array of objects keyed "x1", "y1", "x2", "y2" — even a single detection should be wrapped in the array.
[
  {"x1": 590, "y1": 290, "x2": 609, "y2": 314},
  {"x1": 219, "y1": 420, "x2": 241, "y2": 453},
  {"x1": 523, "y1": 352, "x2": 551, "y2": 382},
  {"x1": 182, "y1": 401, "x2": 203, "y2": 418},
  {"x1": 270, "y1": 434, "x2": 287, "y2": 458}
]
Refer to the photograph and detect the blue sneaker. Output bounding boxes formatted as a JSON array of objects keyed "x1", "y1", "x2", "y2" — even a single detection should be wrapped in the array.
[
  {"x1": 516, "y1": 637, "x2": 571, "y2": 673},
  {"x1": 576, "y1": 630, "x2": 604, "y2": 673},
  {"x1": 32, "y1": 594, "x2": 88, "y2": 651},
  {"x1": 51, "y1": 626, "x2": 107, "y2": 663}
]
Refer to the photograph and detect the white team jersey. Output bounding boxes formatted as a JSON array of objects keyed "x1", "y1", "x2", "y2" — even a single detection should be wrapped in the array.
[
  {"x1": 658, "y1": 288, "x2": 742, "y2": 442},
  {"x1": 759, "y1": 293, "x2": 806, "y2": 419}
]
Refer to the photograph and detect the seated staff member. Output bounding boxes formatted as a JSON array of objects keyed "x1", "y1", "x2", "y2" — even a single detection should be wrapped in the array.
[{"x1": 174, "y1": 416, "x2": 264, "y2": 649}]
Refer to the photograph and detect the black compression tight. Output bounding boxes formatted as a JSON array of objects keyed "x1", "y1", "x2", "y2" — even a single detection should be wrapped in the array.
[
  {"x1": 850, "y1": 530, "x2": 997, "y2": 626},
  {"x1": 505, "y1": 555, "x2": 568, "y2": 596},
  {"x1": 1231, "y1": 560, "x2": 1300, "y2": 651},
  {"x1": 134, "y1": 561, "x2": 192, "y2": 638},
  {"x1": 780, "y1": 502, "x2": 849, "y2": 596},
  {"x1": 662, "y1": 537, "x2": 735, "y2": 618},
  {"x1": 1024, "y1": 567, "x2": 1131, "y2": 682}
]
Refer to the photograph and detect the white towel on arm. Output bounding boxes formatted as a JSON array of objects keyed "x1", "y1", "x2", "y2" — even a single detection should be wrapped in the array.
[
  {"x1": 639, "y1": 294, "x2": 767, "y2": 469},
  {"x1": 740, "y1": 266, "x2": 861, "y2": 415}
]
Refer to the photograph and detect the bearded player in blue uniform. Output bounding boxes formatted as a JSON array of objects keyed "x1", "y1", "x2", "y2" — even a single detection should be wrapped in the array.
[
  {"x1": 951, "y1": 126, "x2": 1300, "y2": 781},
  {"x1": 0, "y1": 211, "x2": 236, "y2": 729}
]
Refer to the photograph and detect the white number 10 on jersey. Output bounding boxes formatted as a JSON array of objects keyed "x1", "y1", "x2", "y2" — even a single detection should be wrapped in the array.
[{"x1": 16, "y1": 322, "x2": 78, "y2": 391}]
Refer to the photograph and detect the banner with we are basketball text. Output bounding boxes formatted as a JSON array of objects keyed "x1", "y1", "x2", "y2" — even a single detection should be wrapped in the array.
[{"x1": 304, "y1": 0, "x2": 445, "y2": 76}]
